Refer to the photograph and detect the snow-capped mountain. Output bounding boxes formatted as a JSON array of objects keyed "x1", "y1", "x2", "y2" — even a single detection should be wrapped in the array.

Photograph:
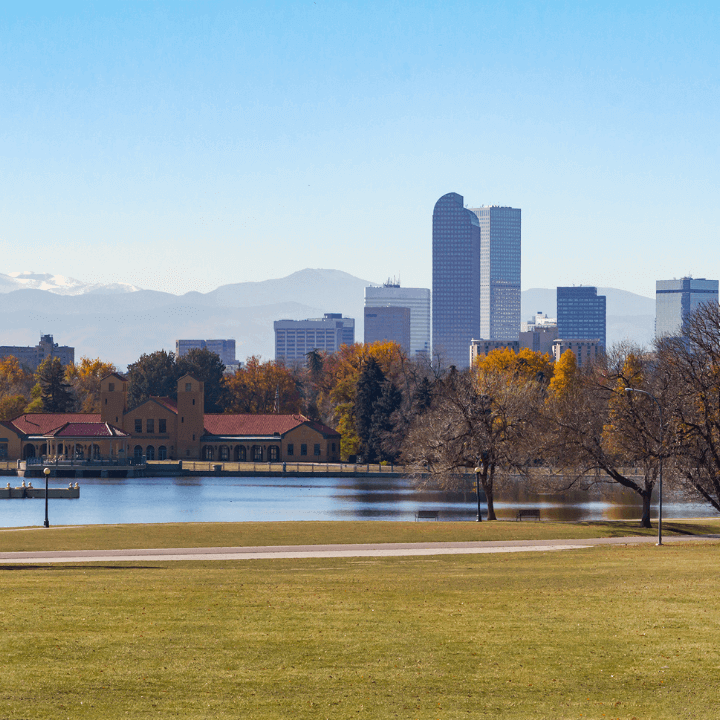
[{"x1": 0, "y1": 272, "x2": 141, "y2": 295}]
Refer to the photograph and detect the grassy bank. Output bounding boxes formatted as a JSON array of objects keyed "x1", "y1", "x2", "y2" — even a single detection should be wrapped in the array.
[
  {"x1": 2, "y1": 518, "x2": 720, "y2": 553},
  {"x1": 3, "y1": 542, "x2": 720, "y2": 718}
]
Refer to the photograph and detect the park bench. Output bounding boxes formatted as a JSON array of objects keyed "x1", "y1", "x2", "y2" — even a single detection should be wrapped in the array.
[
  {"x1": 415, "y1": 510, "x2": 440, "y2": 521},
  {"x1": 516, "y1": 508, "x2": 541, "y2": 521}
]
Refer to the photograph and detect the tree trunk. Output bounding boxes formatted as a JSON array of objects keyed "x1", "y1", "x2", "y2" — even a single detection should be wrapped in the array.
[
  {"x1": 485, "y1": 489, "x2": 497, "y2": 521},
  {"x1": 640, "y1": 491, "x2": 652, "y2": 528}
]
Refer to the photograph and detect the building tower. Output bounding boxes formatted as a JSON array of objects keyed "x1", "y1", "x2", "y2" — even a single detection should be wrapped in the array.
[
  {"x1": 432, "y1": 192, "x2": 481, "y2": 368},
  {"x1": 274, "y1": 314, "x2": 355, "y2": 363},
  {"x1": 364, "y1": 281, "x2": 431, "y2": 356},
  {"x1": 469, "y1": 206, "x2": 522, "y2": 340},
  {"x1": 556, "y1": 286, "x2": 607, "y2": 348},
  {"x1": 655, "y1": 277, "x2": 719, "y2": 338}
]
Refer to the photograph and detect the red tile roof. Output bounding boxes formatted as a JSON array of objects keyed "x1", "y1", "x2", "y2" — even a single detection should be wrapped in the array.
[
  {"x1": 11, "y1": 414, "x2": 102, "y2": 435},
  {"x1": 203, "y1": 414, "x2": 339, "y2": 438},
  {"x1": 48, "y1": 422, "x2": 130, "y2": 438},
  {"x1": 152, "y1": 397, "x2": 178, "y2": 413}
]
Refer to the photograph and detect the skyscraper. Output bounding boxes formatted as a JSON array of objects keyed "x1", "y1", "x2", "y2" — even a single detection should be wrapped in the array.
[
  {"x1": 556, "y1": 286, "x2": 606, "y2": 348},
  {"x1": 274, "y1": 313, "x2": 355, "y2": 363},
  {"x1": 364, "y1": 282, "x2": 431, "y2": 356},
  {"x1": 432, "y1": 192, "x2": 481, "y2": 368},
  {"x1": 656, "y1": 277, "x2": 719, "y2": 338},
  {"x1": 364, "y1": 307, "x2": 411, "y2": 354},
  {"x1": 469, "y1": 205, "x2": 521, "y2": 340}
]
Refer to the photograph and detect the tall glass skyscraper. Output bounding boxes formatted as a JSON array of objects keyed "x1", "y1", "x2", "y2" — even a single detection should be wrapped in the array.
[
  {"x1": 556, "y1": 286, "x2": 606, "y2": 348},
  {"x1": 470, "y1": 205, "x2": 521, "y2": 340},
  {"x1": 432, "y1": 192, "x2": 481, "y2": 368},
  {"x1": 656, "y1": 277, "x2": 719, "y2": 338}
]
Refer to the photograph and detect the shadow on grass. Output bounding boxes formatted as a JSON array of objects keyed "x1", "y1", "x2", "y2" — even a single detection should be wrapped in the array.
[
  {"x1": 0, "y1": 565, "x2": 166, "y2": 571},
  {"x1": 576, "y1": 520, "x2": 720, "y2": 537}
]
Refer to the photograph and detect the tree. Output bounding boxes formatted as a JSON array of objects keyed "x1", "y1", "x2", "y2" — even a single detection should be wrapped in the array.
[
  {"x1": 540, "y1": 346, "x2": 668, "y2": 528},
  {"x1": 404, "y1": 364, "x2": 545, "y2": 520},
  {"x1": 177, "y1": 348, "x2": 227, "y2": 412},
  {"x1": 127, "y1": 351, "x2": 178, "y2": 407},
  {"x1": 354, "y1": 357, "x2": 386, "y2": 460},
  {"x1": 224, "y1": 357, "x2": 301, "y2": 414},
  {"x1": 0, "y1": 394, "x2": 28, "y2": 420},
  {"x1": 657, "y1": 302, "x2": 720, "y2": 512},
  {"x1": 36, "y1": 357, "x2": 75, "y2": 413},
  {"x1": 66, "y1": 357, "x2": 117, "y2": 413}
]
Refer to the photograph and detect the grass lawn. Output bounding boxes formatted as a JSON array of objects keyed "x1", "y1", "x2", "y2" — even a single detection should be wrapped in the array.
[
  {"x1": 3, "y1": 541, "x2": 720, "y2": 719},
  {"x1": 2, "y1": 517, "x2": 720, "y2": 553}
]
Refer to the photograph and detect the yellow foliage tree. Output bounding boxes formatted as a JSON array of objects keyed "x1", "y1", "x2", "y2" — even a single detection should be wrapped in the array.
[
  {"x1": 66, "y1": 357, "x2": 117, "y2": 413},
  {"x1": 223, "y1": 356, "x2": 302, "y2": 414},
  {"x1": 548, "y1": 349, "x2": 578, "y2": 397},
  {"x1": 475, "y1": 347, "x2": 554, "y2": 384},
  {"x1": 0, "y1": 394, "x2": 28, "y2": 420}
]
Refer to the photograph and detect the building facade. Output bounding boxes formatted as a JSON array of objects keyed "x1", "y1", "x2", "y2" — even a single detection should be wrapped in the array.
[
  {"x1": 364, "y1": 283, "x2": 431, "y2": 356},
  {"x1": 552, "y1": 339, "x2": 601, "y2": 368},
  {"x1": 274, "y1": 314, "x2": 355, "y2": 363},
  {"x1": 556, "y1": 287, "x2": 606, "y2": 348},
  {"x1": 432, "y1": 192, "x2": 481, "y2": 368},
  {"x1": 469, "y1": 206, "x2": 521, "y2": 340},
  {"x1": 176, "y1": 339, "x2": 237, "y2": 367},
  {"x1": 655, "y1": 277, "x2": 719, "y2": 338},
  {"x1": 469, "y1": 339, "x2": 520, "y2": 366},
  {"x1": 0, "y1": 373, "x2": 341, "y2": 463},
  {"x1": 364, "y1": 306, "x2": 411, "y2": 354},
  {"x1": 0, "y1": 334, "x2": 74, "y2": 372}
]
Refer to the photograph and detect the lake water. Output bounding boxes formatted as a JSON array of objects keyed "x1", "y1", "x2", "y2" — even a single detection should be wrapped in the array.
[{"x1": 2, "y1": 475, "x2": 717, "y2": 528}]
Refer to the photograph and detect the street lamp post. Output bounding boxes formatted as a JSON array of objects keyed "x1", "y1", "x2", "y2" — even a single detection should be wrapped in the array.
[
  {"x1": 473, "y1": 467, "x2": 483, "y2": 522},
  {"x1": 43, "y1": 467, "x2": 50, "y2": 528},
  {"x1": 624, "y1": 388, "x2": 663, "y2": 545}
]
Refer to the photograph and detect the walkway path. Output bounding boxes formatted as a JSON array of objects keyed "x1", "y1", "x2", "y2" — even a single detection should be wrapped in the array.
[{"x1": 1, "y1": 534, "x2": 718, "y2": 564}]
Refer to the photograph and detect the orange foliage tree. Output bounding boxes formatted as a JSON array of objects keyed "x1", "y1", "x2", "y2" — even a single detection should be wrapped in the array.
[
  {"x1": 66, "y1": 357, "x2": 117, "y2": 413},
  {"x1": 223, "y1": 356, "x2": 302, "y2": 414}
]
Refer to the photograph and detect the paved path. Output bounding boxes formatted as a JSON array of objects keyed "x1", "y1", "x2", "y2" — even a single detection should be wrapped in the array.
[{"x1": 1, "y1": 534, "x2": 718, "y2": 564}]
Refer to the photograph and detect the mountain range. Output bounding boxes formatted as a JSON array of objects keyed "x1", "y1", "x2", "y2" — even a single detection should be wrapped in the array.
[{"x1": 0, "y1": 269, "x2": 655, "y2": 368}]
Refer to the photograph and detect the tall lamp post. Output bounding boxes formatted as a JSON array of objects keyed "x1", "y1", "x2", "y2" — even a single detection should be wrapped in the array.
[
  {"x1": 473, "y1": 467, "x2": 483, "y2": 522},
  {"x1": 624, "y1": 388, "x2": 663, "y2": 545},
  {"x1": 43, "y1": 467, "x2": 50, "y2": 528}
]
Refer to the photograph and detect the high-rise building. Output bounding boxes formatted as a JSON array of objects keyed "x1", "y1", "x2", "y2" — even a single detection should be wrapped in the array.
[
  {"x1": 274, "y1": 313, "x2": 355, "y2": 363},
  {"x1": 655, "y1": 277, "x2": 719, "y2": 338},
  {"x1": 469, "y1": 206, "x2": 521, "y2": 340},
  {"x1": 364, "y1": 307, "x2": 411, "y2": 354},
  {"x1": 176, "y1": 339, "x2": 236, "y2": 366},
  {"x1": 432, "y1": 192, "x2": 481, "y2": 368},
  {"x1": 0, "y1": 334, "x2": 74, "y2": 371},
  {"x1": 364, "y1": 282, "x2": 431, "y2": 356},
  {"x1": 556, "y1": 287, "x2": 606, "y2": 348}
]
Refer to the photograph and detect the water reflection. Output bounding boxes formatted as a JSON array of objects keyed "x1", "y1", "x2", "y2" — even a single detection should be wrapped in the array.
[{"x1": 1, "y1": 475, "x2": 716, "y2": 527}]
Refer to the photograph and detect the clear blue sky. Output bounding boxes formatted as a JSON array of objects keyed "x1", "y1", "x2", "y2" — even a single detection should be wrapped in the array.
[{"x1": 2, "y1": 1, "x2": 718, "y2": 297}]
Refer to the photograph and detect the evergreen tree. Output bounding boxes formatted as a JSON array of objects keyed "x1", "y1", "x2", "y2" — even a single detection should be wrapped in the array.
[
  {"x1": 36, "y1": 357, "x2": 75, "y2": 412},
  {"x1": 127, "y1": 350, "x2": 178, "y2": 407},
  {"x1": 354, "y1": 357, "x2": 386, "y2": 460},
  {"x1": 368, "y1": 380, "x2": 402, "y2": 462}
]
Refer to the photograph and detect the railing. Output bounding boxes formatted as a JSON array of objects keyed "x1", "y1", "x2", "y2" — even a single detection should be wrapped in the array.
[
  {"x1": 25, "y1": 456, "x2": 145, "y2": 467},
  {"x1": 171, "y1": 461, "x2": 407, "y2": 475}
]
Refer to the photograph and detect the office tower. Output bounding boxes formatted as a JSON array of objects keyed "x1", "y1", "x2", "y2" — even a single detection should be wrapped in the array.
[
  {"x1": 364, "y1": 282, "x2": 431, "y2": 356},
  {"x1": 176, "y1": 339, "x2": 236, "y2": 366},
  {"x1": 432, "y1": 192, "x2": 481, "y2": 368},
  {"x1": 274, "y1": 313, "x2": 355, "y2": 363},
  {"x1": 364, "y1": 306, "x2": 411, "y2": 354},
  {"x1": 656, "y1": 277, "x2": 719, "y2": 338},
  {"x1": 469, "y1": 205, "x2": 522, "y2": 340},
  {"x1": 0, "y1": 334, "x2": 74, "y2": 372},
  {"x1": 556, "y1": 287, "x2": 607, "y2": 348},
  {"x1": 519, "y1": 313, "x2": 558, "y2": 355}
]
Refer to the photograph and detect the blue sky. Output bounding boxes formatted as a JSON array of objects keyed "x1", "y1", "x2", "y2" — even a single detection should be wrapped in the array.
[{"x1": 1, "y1": 1, "x2": 718, "y2": 297}]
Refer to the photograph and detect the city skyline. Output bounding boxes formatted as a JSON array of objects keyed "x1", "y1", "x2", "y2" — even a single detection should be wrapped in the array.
[{"x1": 1, "y1": 3, "x2": 718, "y2": 299}]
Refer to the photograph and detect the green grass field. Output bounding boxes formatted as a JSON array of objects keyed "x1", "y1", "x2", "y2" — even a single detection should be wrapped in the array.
[
  {"x1": 2, "y1": 517, "x2": 720, "y2": 553},
  {"x1": 3, "y1": 539, "x2": 720, "y2": 718}
]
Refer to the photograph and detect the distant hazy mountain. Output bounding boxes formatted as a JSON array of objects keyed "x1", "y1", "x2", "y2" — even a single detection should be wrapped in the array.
[
  {"x1": 0, "y1": 272, "x2": 141, "y2": 295},
  {"x1": 0, "y1": 269, "x2": 657, "y2": 369}
]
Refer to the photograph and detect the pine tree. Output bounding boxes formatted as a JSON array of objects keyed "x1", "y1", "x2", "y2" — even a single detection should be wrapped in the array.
[
  {"x1": 36, "y1": 357, "x2": 75, "y2": 412},
  {"x1": 354, "y1": 357, "x2": 385, "y2": 459}
]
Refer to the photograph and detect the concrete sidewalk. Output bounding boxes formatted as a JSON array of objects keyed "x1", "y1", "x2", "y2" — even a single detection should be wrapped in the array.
[{"x1": 1, "y1": 534, "x2": 718, "y2": 564}]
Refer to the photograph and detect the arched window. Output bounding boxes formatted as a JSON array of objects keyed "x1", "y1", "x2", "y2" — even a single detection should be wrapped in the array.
[
  {"x1": 92, "y1": 444, "x2": 101, "y2": 459},
  {"x1": 202, "y1": 446, "x2": 214, "y2": 460},
  {"x1": 146, "y1": 445, "x2": 155, "y2": 460},
  {"x1": 235, "y1": 445, "x2": 246, "y2": 461},
  {"x1": 158, "y1": 445, "x2": 167, "y2": 460},
  {"x1": 219, "y1": 445, "x2": 229, "y2": 461},
  {"x1": 134, "y1": 445, "x2": 143, "y2": 460},
  {"x1": 268, "y1": 445, "x2": 280, "y2": 461},
  {"x1": 252, "y1": 445, "x2": 263, "y2": 461},
  {"x1": 23, "y1": 444, "x2": 36, "y2": 459}
]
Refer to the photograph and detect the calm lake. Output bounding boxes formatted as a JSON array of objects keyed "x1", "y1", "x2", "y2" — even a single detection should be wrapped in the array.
[{"x1": 2, "y1": 475, "x2": 717, "y2": 528}]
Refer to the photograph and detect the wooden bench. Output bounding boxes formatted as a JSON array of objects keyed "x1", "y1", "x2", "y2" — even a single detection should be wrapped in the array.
[
  {"x1": 415, "y1": 510, "x2": 440, "y2": 521},
  {"x1": 516, "y1": 508, "x2": 541, "y2": 521}
]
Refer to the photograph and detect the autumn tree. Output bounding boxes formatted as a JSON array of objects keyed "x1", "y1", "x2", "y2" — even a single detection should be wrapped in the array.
[
  {"x1": 36, "y1": 357, "x2": 75, "y2": 413},
  {"x1": 0, "y1": 394, "x2": 29, "y2": 420},
  {"x1": 0, "y1": 356, "x2": 34, "y2": 418},
  {"x1": 66, "y1": 357, "x2": 117, "y2": 412},
  {"x1": 224, "y1": 356, "x2": 301, "y2": 414}
]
